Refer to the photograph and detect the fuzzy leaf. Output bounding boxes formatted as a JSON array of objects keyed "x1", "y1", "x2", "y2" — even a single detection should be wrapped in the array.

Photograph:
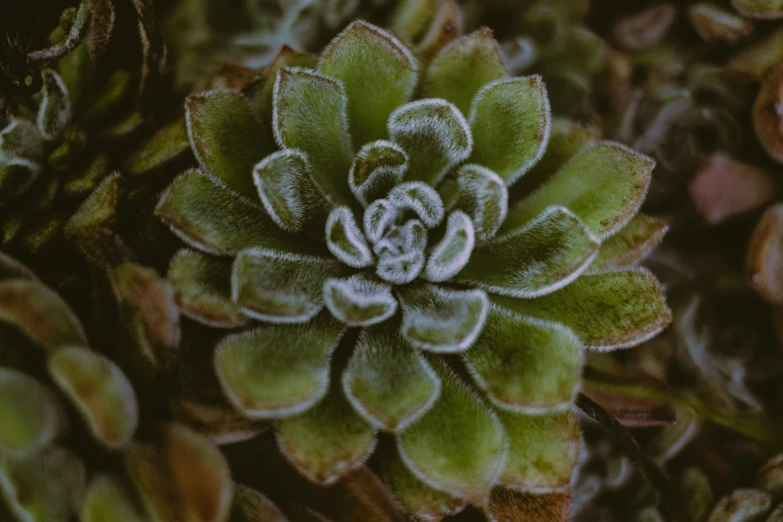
[
  {"x1": 495, "y1": 269, "x2": 671, "y2": 350},
  {"x1": 0, "y1": 158, "x2": 40, "y2": 205},
  {"x1": 423, "y1": 29, "x2": 508, "y2": 116},
  {"x1": 0, "y1": 252, "x2": 36, "y2": 281},
  {"x1": 732, "y1": 0, "x2": 783, "y2": 19},
  {"x1": 126, "y1": 424, "x2": 233, "y2": 522},
  {"x1": 469, "y1": 77, "x2": 550, "y2": 186},
  {"x1": 398, "y1": 284, "x2": 489, "y2": 353},
  {"x1": 274, "y1": 67, "x2": 354, "y2": 203},
  {"x1": 525, "y1": 117, "x2": 601, "y2": 181},
  {"x1": 0, "y1": 118, "x2": 44, "y2": 160},
  {"x1": 388, "y1": 99, "x2": 472, "y2": 186},
  {"x1": 232, "y1": 248, "x2": 344, "y2": 323},
  {"x1": 0, "y1": 278, "x2": 87, "y2": 352},
  {"x1": 326, "y1": 206, "x2": 374, "y2": 268},
  {"x1": 82, "y1": 474, "x2": 146, "y2": 522},
  {"x1": 157, "y1": 170, "x2": 302, "y2": 256},
  {"x1": 495, "y1": 409, "x2": 580, "y2": 489},
  {"x1": 48, "y1": 347, "x2": 138, "y2": 449},
  {"x1": 323, "y1": 274, "x2": 397, "y2": 326},
  {"x1": 387, "y1": 181, "x2": 446, "y2": 228},
  {"x1": 214, "y1": 315, "x2": 344, "y2": 417},
  {"x1": 486, "y1": 487, "x2": 570, "y2": 522},
  {"x1": 186, "y1": 91, "x2": 271, "y2": 198},
  {"x1": 343, "y1": 323, "x2": 440, "y2": 431},
  {"x1": 169, "y1": 249, "x2": 248, "y2": 328},
  {"x1": 464, "y1": 307, "x2": 581, "y2": 412},
  {"x1": 364, "y1": 198, "x2": 399, "y2": 244},
  {"x1": 349, "y1": 140, "x2": 407, "y2": 206},
  {"x1": 424, "y1": 210, "x2": 475, "y2": 282},
  {"x1": 452, "y1": 164, "x2": 509, "y2": 241},
  {"x1": 398, "y1": 359, "x2": 506, "y2": 503},
  {"x1": 588, "y1": 213, "x2": 667, "y2": 274},
  {"x1": 126, "y1": 120, "x2": 191, "y2": 178},
  {"x1": 458, "y1": 206, "x2": 599, "y2": 298},
  {"x1": 0, "y1": 369, "x2": 64, "y2": 455},
  {"x1": 391, "y1": 0, "x2": 438, "y2": 43},
  {"x1": 502, "y1": 142, "x2": 654, "y2": 239},
  {"x1": 707, "y1": 490, "x2": 773, "y2": 521},
  {"x1": 230, "y1": 484, "x2": 288, "y2": 522},
  {"x1": 319, "y1": 21, "x2": 418, "y2": 146},
  {"x1": 277, "y1": 385, "x2": 376, "y2": 485},
  {"x1": 37, "y1": 70, "x2": 72, "y2": 141}
]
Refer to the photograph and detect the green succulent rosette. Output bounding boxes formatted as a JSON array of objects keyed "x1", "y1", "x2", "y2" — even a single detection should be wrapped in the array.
[{"x1": 157, "y1": 21, "x2": 671, "y2": 518}]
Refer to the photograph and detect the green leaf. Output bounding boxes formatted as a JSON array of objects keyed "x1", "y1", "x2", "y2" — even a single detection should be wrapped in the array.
[
  {"x1": 274, "y1": 67, "x2": 354, "y2": 204},
  {"x1": 388, "y1": 99, "x2": 472, "y2": 186},
  {"x1": 502, "y1": 142, "x2": 655, "y2": 239},
  {"x1": 0, "y1": 158, "x2": 40, "y2": 205},
  {"x1": 81, "y1": 474, "x2": 146, "y2": 522},
  {"x1": 230, "y1": 484, "x2": 288, "y2": 522},
  {"x1": 232, "y1": 248, "x2": 344, "y2": 323},
  {"x1": 387, "y1": 181, "x2": 445, "y2": 228},
  {"x1": 391, "y1": 0, "x2": 439, "y2": 44},
  {"x1": 486, "y1": 487, "x2": 571, "y2": 522},
  {"x1": 363, "y1": 198, "x2": 399, "y2": 244},
  {"x1": 494, "y1": 268, "x2": 671, "y2": 350},
  {"x1": 349, "y1": 140, "x2": 407, "y2": 206},
  {"x1": 422, "y1": 29, "x2": 508, "y2": 116},
  {"x1": 168, "y1": 249, "x2": 248, "y2": 328},
  {"x1": 48, "y1": 346, "x2": 139, "y2": 449},
  {"x1": 523, "y1": 117, "x2": 601, "y2": 182},
  {"x1": 323, "y1": 274, "x2": 398, "y2": 326},
  {"x1": 186, "y1": 90, "x2": 271, "y2": 198},
  {"x1": 398, "y1": 359, "x2": 507, "y2": 503},
  {"x1": 214, "y1": 315, "x2": 344, "y2": 417},
  {"x1": 424, "y1": 210, "x2": 475, "y2": 282},
  {"x1": 0, "y1": 368, "x2": 64, "y2": 455},
  {"x1": 0, "y1": 278, "x2": 88, "y2": 352},
  {"x1": 732, "y1": 0, "x2": 783, "y2": 19},
  {"x1": 157, "y1": 170, "x2": 304, "y2": 257},
  {"x1": 126, "y1": 120, "x2": 191, "y2": 179},
  {"x1": 451, "y1": 164, "x2": 508, "y2": 241},
  {"x1": 342, "y1": 323, "x2": 440, "y2": 431},
  {"x1": 0, "y1": 251, "x2": 36, "y2": 281},
  {"x1": 277, "y1": 385, "x2": 376, "y2": 485},
  {"x1": 37, "y1": 70, "x2": 72, "y2": 141},
  {"x1": 457, "y1": 206, "x2": 599, "y2": 298},
  {"x1": 326, "y1": 206, "x2": 374, "y2": 268},
  {"x1": 398, "y1": 284, "x2": 489, "y2": 353},
  {"x1": 469, "y1": 76, "x2": 550, "y2": 186},
  {"x1": 319, "y1": 21, "x2": 419, "y2": 146},
  {"x1": 464, "y1": 307, "x2": 581, "y2": 412},
  {"x1": 588, "y1": 213, "x2": 668, "y2": 274},
  {"x1": 0, "y1": 118, "x2": 44, "y2": 160}
]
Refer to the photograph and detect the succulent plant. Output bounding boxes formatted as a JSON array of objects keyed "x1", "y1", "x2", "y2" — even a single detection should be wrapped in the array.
[{"x1": 156, "y1": 19, "x2": 671, "y2": 519}]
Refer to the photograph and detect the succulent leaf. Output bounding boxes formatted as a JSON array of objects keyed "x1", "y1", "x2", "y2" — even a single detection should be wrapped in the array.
[
  {"x1": 230, "y1": 484, "x2": 288, "y2": 522},
  {"x1": 588, "y1": 213, "x2": 667, "y2": 274},
  {"x1": 0, "y1": 119, "x2": 45, "y2": 161},
  {"x1": 387, "y1": 181, "x2": 445, "y2": 228},
  {"x1": 424, "y1": 210, "x2": 475, "y2": 282},
  {"x1": 450, "y1": 164, "x2": 508, "y2": 242},
  {"x1": 82, "y1": 474, "x2": 146, "y2": 522},
  {"x1": 125, "y1": 120, "x2": 193, "y2": 178},
  {"x1": 323, "y1": 274, "x2": 398, "y2": 326},
  {"x1": 326, "y1": 206, "x2": 375, "y2": 268},
  {"x1": 0, "y1": 159, "x2": 41, "y2": 205},
  {"x1": 732, "y1": 0, "x2": 783, "y2": 19},
  {"x1": 486, "y1": 487, "x2": 570, "y2": 522},
  {"x1": 37, "y1": 70, "x2": 72, "y2": 142},
  {"x1": 349, "y1": 140, "x2": 407, "y2": 206},
  {"x1": 0, "y1": 368, "x2": 64, "y2": 455}
]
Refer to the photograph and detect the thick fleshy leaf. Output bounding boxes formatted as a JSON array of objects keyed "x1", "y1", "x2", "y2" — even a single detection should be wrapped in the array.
[
  {"x1": 486, "y1": 487, "x2": 570, "y2": 522},
  {"x1": 494, "y1": 268, "x2": 671, "y2": 350},
  {"x1": 0, "y1": 252, "x2": 36, "y2": 281},
  {"x1": 274, "y1": 67, "x2": 353, "y2": 203},
  {"x1": 157, "y1": 170, "x2": 301, "y2": 256},
  {"x1": 458, "y1": 206, "x2": 599, "y2": 298},
  {"x1": 424, "y1": 210, "x2": 475, "y2": 282},
  {"x1": 169, "y1": 249, "x2": 248, "y2": 328},
  {"x1": 387, "y1": 182, "x2": 445, "y2": 228},
  {"x1": 502, "y1": 142, "x2": 654, "y2": 239},
  {"x1": 732, "y1": 0, "x2": 783, "y2": 19},
  {"x1": 37, "y1": 70, "x2": 72, "y2": 141},
  {"x1": 126, "y1": 120, "x2": 191, "y2": 178},
  {"x1": 464, "y1": 307, "x2": 581, "y2": 412},
  {"x1": 319, "y1": 21, "x2": 418, "y2": 146},
  {"x1": 398, "y1": 359, "x2": 506, "y2": 503},
  {"x1": 0, "y1": 368, "x2": 64, "y2": 455},
  {"x1": 326, "y1": 206, "x2": 374, "y2": 268},
  {"x1": 0, "y1": 158, "x2": 40, "y2": 205},
  {"x1": 126, "y1": 424, "x2": 233, "y2": 522},
  {"x1": 349, "y1": 140, "x2": 407, "y2": 206},
  {"x1": 707, "y1": 490, "x2": 773, "y2": 521},
  {"x1": 276, "y1": 385, "x2": 377, "y2": 485},
  {"x1": 423, "y1": 29, "x2": 507, "y2": 116},
  {"x1": 588, "y1": 213, "x2": 668, "y2": 274},
  {"x1": 81, "y1": 474, "x2": 146, "y2": 522},
  {"x1": 48, "y1": 347, "x2": 138, "y2": 449},
  {"x1": 747, "y1": 203, "x2": 783, "y2": 304},
  {"x1": 232, "y1": 248, "x2": 344, "y2": 323},
  {"x1": 0, "y1": 118, "x2": 44, "y2": 160},
  {"x1": 323, "y1": 274, "x2": 397, "y2": 326},
  {"x1": 0, "y1": 278, "x2": 87, "y2": 352},
  {"x1": 469, "y1": 77, "x2": 550, "y2": 186},
  {"x1": 524, "y1": 117, "x2": 601, "y2": 182},
  {"x1": 398, "y1": 284, "x2": 489, "y2": 353},
  {"x1": 364, "y1": 199, "x2": 399, "y2": 244},
  {"x1": 186, "y1": 90, "x2": 270, "y2": 198},
  {"x1": 388, "y1": 99, "x2": 472, "y2": 186},
  {"x1": 230, "y1": 484, "x2": 288, "y2": 522},
  {"x1": 452, "y1": 164, "x2": 508, "y2": 241},
  {"x1": 495, "y1": 409, "x2": 579, "y2": 489},
  {"x1": 214, "y1": 315, "x2": 344, "y2": 417},
  {"x1": 170, "y1": 399, "x2": 269, "y2": 446},
  {"x1": 343, "y1": 323, "x2": 440, "y2": 431}
]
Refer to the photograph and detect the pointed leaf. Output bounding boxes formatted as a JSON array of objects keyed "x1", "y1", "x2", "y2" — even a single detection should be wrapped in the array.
[
  {"x1": 452, "y1": 164, "x2": 508, "y2": 241},
  {"x1": 457, "y1": 206, "x2": 599, "y2": 298},
  {"x1": 588, "y1": 213, "x2": 667, "y2": 274},
  {"x1": 502, "y1": 142, "x2": 654, "y2": 239},
  {"x1": 423, "y1": 29, "x2": 508, "y2": 116},
  {"x1": 48, "y1": 347, "x2": 139, "y2": 449},
  {"x1": 319, "y1": 21, "x2": 419, "y2": 146},
  {"x1": 495, "y1": 268, "x2": 671, "y2": 350},
  {"x1": 343, "y1": 323, "x2": 440, "y2": 431},
  {"x1": 0, "y1": 368, "x2": 64, "y2": 455},
  {"x1": 524, "y1": 117, "x2": 601, "y2": 182},
  {"x1": 414, "y1": 0, "x2": 464, "y2": 61},
  {"x1": 186, "y1": 90, "x2": 271, "y2": 198},
  {"x1": 126, "y1": 120, "x2": 191, "y2": 178},
  {"x1": 388, "y1": 99, "x2": 472, "y2": 186},
  {"x1": 387, "y1": 181, "x2": 445, "y2": 228},
  {"x1": 277, "y1": 385, "x2": 376, "y2": 485},
  {"x1": 398, "y1": 359, "x2": 507, "y2": 503},
  {"x1": 349, "y1": 140, "x2": 407, "y2": 206},
  {"x1": 37, "y1": 70, "x2": 72, "y2": 141},
  {"x1": 323, "y1": 274, "x2": 397, "y2": 326},
  {"x1": 274, "y1": 67, "x2": 353, "y2": 203},
  {"x1": 214, "y1": 315, "x2": 344, "y2": 417},
  {"x1": 424, "y1": 210, "x2": 475, "y2": 282},
  {"x1": 326, "y1": 206, "x2": 374, "y2": 268},
  {"x1": 0, "y1": 118, "x2": 44, "y2": 160},
  {"x1": 464, "y1": 307, "x2": 581, "y2": 412},
  {"x1": 82, "y1": 474, "x2": 146, "y2": 522},
  {"x1": 230, "y1": 484, "x2": 288, "y2": 522},
  {"x1": 707, "y1": 490, "x2": 773, "y2": 521},
  {"x1": 486, "y1": 487, "x2": 571, "y2": 522},
  {"x1": 398, "y1": 284, "x2": 489, "y2": 353},
  {"x1": 391, "y1": 0, "x2": 439, "y2": 43},
  {"x1": 469, "y1": 77, "x2": 550, "y2": 186}
]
